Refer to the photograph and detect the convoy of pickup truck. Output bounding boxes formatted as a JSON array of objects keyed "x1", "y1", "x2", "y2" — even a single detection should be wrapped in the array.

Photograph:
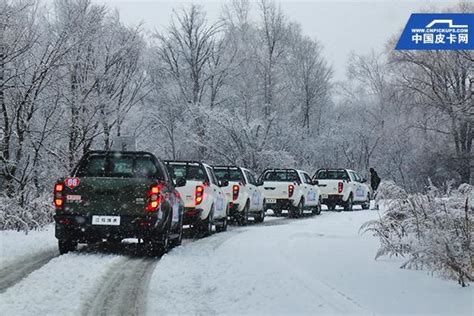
[{"x1": 53, "y1": 150, "x2": 373, "y2": 255}]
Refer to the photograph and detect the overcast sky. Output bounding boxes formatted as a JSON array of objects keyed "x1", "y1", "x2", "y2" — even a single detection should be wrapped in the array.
[{"x1": 94, "y1": 0, "x2": 460, "y2": 80}]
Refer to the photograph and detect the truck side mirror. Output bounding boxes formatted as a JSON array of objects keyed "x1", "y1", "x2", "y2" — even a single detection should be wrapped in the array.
[{"x1": 176, "y1": 177, "x2": 186, "y2": 187}]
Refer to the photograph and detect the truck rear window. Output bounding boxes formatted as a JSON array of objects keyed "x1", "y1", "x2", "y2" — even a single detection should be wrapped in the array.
[
  {"x1": 314, "y1": 170, "x2": 349, "y2": 180},
  {"x1": 75, "y1": 154, "x2": 160, "y2": 178},
  {"x1": 166, "y1": 164, "x2": 207, "y2": 181},
  {"x1": 262, "y1": 170, "x2": 299, "y2": 182},
  {"x1": 214, "y1": 168, "x2": 244, "y2": 182}
]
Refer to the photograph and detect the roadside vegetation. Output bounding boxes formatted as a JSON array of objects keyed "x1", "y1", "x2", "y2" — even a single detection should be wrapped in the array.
[{"x1": 362, "y1": 181, "x2": 473, "y2": 286}]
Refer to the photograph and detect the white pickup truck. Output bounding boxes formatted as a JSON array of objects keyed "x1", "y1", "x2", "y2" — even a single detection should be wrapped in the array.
[
  {"x1": 259, "y1": 168, "x2": 321, "y2": 218},
  {"x1": 312, "y1": 169, "x2": 371, "y2": 211},
  {"x1": 165, "y1": 161, "x2": 229, "y2": 235},
  {"x1": 213, "y1": 166, "x2": 265, "y2": 225}
]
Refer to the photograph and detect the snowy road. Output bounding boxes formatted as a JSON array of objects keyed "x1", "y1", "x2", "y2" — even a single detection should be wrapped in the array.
[{"x1": 1, "y1": 210, "x2": 472, "y2": 315}]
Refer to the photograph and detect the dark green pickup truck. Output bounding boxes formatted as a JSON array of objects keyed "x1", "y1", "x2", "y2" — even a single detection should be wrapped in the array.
[{"x1": 53, "y1": 151, "x2": 186, "y2": 255}]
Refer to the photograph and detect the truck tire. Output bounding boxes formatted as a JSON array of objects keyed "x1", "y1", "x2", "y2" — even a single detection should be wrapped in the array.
[
  {"x1": 201, "y1": 207, "x2": 214, "y2": 236},
  {"x1": 290, "y1": 200, "x2": 303, "y2": 218},
  {"x1": 298, "y1": 199, "x2": 304, "y2": 217},
  {"x1": 254, "y1": 208, "x2": 265, "y2": 223},
  {"x1": 171, "y1": 215, "x2": 183, "y2": 247},
  {"x1": 239, "y1": 202, "x2": 249, "y2": 226},
  {"x1": 344, "y1": 194, "x2": 354, "y2": 211},
  {"x1": 312, "y1": 199, "x2": 322, "y2": 215},
  {"x1": 58, "y1": 239, "x2": 77, "y2": 255},
  {"x1": 362, "y1": 193, "x2": 370, "y2": 210},
  {"x1": 148, "y1": 230, "x2": 169, "y2": 256},
  {"x1": 216, "y1": 215, "x2": 228, "y2": 232},
  {"x1": 273, "y1": 208, "x2": 282, "y2": 217}
]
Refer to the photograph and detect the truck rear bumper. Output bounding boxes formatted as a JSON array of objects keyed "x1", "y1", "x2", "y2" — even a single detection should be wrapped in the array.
[
  {"x1": 183, "y1": 207, "x2": 204, "y2": 225},
  {"x1": 54, "y1": 214, "x2": 164, "y2": 241},
  {"x1": 321, "y1": 194, "x2": 345, "y2": 205},
  {"x1": 265, "y1": 198, "x2": 294, "y2": 210}
]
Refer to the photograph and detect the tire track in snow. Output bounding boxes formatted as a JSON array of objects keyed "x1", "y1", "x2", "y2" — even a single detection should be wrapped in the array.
[
  {"x1": 82, "y1": 257, "x2": 157, "y2": 316},
  {"x1": 0, "y1": 248, "x2": 58, "y2": 293}
]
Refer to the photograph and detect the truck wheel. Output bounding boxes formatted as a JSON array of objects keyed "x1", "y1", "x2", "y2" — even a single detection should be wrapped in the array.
[
  {"x1": 239, "y1": 202, "x2": 249, "y2": 226},
  {"x1": 298, "y1": 199, "x2": 304, "y2": 217},
  {"x1": 216, "y1": 216, "x2": 228, "y2": 232},
  {"x1": 273, "y1": 208, "x2": 282, "y2": 217},
  {"x1": 312, "y1": 199, "x2": 322, "y2": 215},
  {"x1": 290, "y1": 200, "x2": 303, "y2": 218},
  {"x1": 148, "y1": 235, "x2": 168, "y2": 256},
  {"x1": 362, "y1": 194, "x2": 370, "y2": 210},
  {"x1": 201, "y1": 207, "x2": 214, "y2": 236},
  {"x1": 171, "y1": 216, "x2": 183, "y2": 247},
  {"x1": 344, "y1": 194, "x2": 354, "y2": 211},
  {"x1": 58, "y1": 239, "x2": 77, "y2": 255},
  {"x1": 254, "y1": 209, "x2": 265, "y2": 223}
]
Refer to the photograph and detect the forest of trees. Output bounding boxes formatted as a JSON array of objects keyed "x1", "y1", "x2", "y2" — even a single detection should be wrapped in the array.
[{"x1": 0, "y1": 0, "x2": 472, "y2": 228}]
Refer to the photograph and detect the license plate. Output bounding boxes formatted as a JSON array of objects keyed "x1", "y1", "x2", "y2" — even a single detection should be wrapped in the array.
[
  {"x1": 92, "y1": 215, "x2": 120, "y2": 226},
  {"x1": 266, "y1": 198, "x2": 277, "y2": 204},
  {"x1": 321, "y1": 194, "x2": 328, "y2": 199}
]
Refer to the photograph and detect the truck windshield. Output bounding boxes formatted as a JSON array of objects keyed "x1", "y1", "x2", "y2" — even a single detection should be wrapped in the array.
[
  {"x1": 213, "y1": 168, "x2": 244, "y2": 182},
  {"x1": 75, "y1": 154, "x2": 160, "y2": 178},
  {"x1": 166, "y1": 164, "x2": 207, "y2": 181},
  {"x1": 314, "y1": 170, "x2": 349, "y2": 180},
  {"x1": 262, "y1": 170, "x2": 299, "y2": 182}
]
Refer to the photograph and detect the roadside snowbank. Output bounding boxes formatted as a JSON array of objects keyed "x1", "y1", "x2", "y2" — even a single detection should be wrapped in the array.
[
  {"x1": 0, "y1": 224, "x2": 57, "y2": 270},
  {"x1": 147, "y1": 210, "x2": 473, "y2": 315}
]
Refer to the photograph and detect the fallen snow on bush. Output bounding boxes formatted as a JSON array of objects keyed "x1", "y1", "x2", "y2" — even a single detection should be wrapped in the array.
[
  {"x1": 0, "y1": 194, "x2": 53, "y2": 232},
  {"x1": 363, "y1": 181, "x2": 473, "y2": 286}
]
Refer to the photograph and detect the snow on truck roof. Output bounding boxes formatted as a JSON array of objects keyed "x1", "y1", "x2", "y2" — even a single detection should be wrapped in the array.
[{"x1": 164, "y1": 160, "x2": 214, "y2": 170}]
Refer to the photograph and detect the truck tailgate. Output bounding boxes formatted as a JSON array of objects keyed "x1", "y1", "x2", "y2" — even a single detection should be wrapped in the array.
[
  {"x1": 60, "y1": 177, "x2": 155, "y2": 216},
  {"x1": 262, "y1": 181, "x2": 291, "y2": 199},
  {"x1": 318, "y1": 180, "x2": 342, "y2": 196}
]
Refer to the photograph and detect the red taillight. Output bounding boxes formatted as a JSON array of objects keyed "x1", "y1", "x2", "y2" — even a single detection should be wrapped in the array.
[
  {"x1": 146, "y1": 183, "x2": 163, "y2": 212},
  {"x1": 232, "y1": 184, "x2": 239, "y2": 201},
  {"x1": 53, "y1": 181, "x2": 64, "y2": 208},
  {"x1": 338, "y1": 182, "x2": 343, "y2": 193},
  {"x1": 195, "y1": 185, "x2": 204, "y2": 205},
  {"x1": 288, "y1": 184, "x2": 294, "y2": 198}
]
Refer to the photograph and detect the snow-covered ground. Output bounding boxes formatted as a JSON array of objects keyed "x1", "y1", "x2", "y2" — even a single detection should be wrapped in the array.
[
  {"x1": 147, "y1": 210, "x2": 473, "y2": 315},
  {"x1": 0, "y1": 210, "x2": 472, "y2": 315},
  {"x1": 0, "y1": 225, "x2": 57, "y2": 270},
  {"x1": 1, "y1": 253, "x2": 124, "y2": 315}
]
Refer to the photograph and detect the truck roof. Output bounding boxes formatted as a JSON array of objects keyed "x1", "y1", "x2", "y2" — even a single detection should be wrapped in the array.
[
  {"x1": 314, "y1": 168, "x2": 355, "y2": 173},
  {"x1": 85, "y1": 150, "x2": 155, "y2": 156},
  {"x1": 164, "y1": 160, "x2": 210, "y2": 167},
  {"x1": 261, "y1": 168, "x2": 308, "y2": 174}
]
